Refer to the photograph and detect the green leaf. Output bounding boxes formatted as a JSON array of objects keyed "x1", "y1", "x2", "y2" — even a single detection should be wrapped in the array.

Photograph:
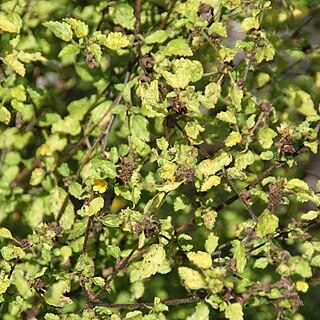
[
  {"x1": 44, "y1": 280, "x2": 72, "y2": 307},
  {"x1": 86, "y1": 197, "x2": 104, "y2": 216},
  {"x1": 30, "y1": 168, "x2": 46, "y2": 186},
  {"x1": 130, "y1": 115, "x2": 149, "y2": 141},
  {"x1": 0, "y1": 278, "x2": 11, "y2": 294},
  {"x1": 92, "y1": 158, "x2": 118, "y2": 179},
  {"x1": 0, "y1": 106, "x2": 11, "y2": 125},
  {"x1": 101, "y1": 214, "x2": 121, "y2": 228},
  {"x1": 59, "y1": 44, "x2": 80, "y2": 58},
  {"x1": 295, "y1": 89, "x2": 317, "y2": 117},
  {"x1": 301, "y1": 211, "x2": 319, "y2": 221},
  {"x1": 185, "y1": 121, "x2": 204, "y2": 142},
  {"x1": 104, "y1": 32, "x2": 131, "y2": 51},
  {"x1": 234, "y1": 151, "x2": 254, "y2": 170},
  {"x1": 230, "y1": 85, "x2": 243, "y2": 111},
  {"x1": 44, "y1": 314, "x2": 60, "y2": 320},
  {"x1": 291, "y1": 258, "x2": 312, "y2": 278},
  {"x1": 163, "y1": 38, "x2": 193, "y2": 57},
  {"x1": 106, "y1": 245, "x2": 121, "y2": 259},
  {"x1": 64, "y1": 18, "x2": 89, "y2": 38},
  {"x1": 225, "y1": 131, "x2": 242, "y2": 147},
  {"x1": 3, "y1": 53, "x2": 25, "y2": 76},
  {"x1": 137, "y1": 244, "x2": 166, "y2": 280},
  {"x1": 208, "y1": 22, "x2": 227, "y2": 37},
  {"x1": 260, "y1": 151, "x2": 274, "y2": 160},
  {"x1": 178, "y1": 267, "x2": 207, "y2": 290},
  {"x1": 1, "y1": 245, "x2": 25, "y2": 260},
  {"x1": 11, "y1": 85, "x2": 26, "y2": 102},
  {"x1": 161, "y1": 58, "x2": 203, "y2": 89},
  {"x1": 187, "y1": 251, "x2": 212, "y2": 269},
  {"x1": 256, "y1": 209, "x2": 279, "y2": 238},
  {"x1": 240, "y1": 17, "x2": 259, "y2": 32},
  {"x1": 37, "y1": 134, "x2": 67, "y2": 157},
  {"x1": 233, "y1": 240, "x2": 246, "y2": 273},
  {"x1": 225, "y1": 303, "x2": 244, "y2": 320},
  {"x1": 51, "y1": 116, "x2": 81, "y2": 136},
  {"x1": 253, "y1": 257, "x2": 269, "y2": 269},
  {"x1": 43, "y1": 21, "x2": 73, "y2": 41},
  {"x1": 216, "y1": 110, "x2": 236, "y2": 124},
  {"x1": 145, "y1": 30, "x2": 168, "y2": 44},
  {"x1": 204, "y1": 82, "x2": 221, "y2": 108},
  {"x1": 200, "y1": 175, "x2": 221, "y2": 192},
  {"x1": 111, "y1": 3, "x2": 135, "y2": 30},
  {"x1": 17, "y1": 51, "x2": 46, "y2": 64},
  {"x1": 0, "y1": 227, "x2": 12, "y2": 239},
  {"x1": 0, "y1": 12, "x2": 22, "y2": 33},
  {"x1": 87, "y1": 43, "x2": 102, "y2": 62},
  {"x1": 205, "y1": 233, "x2": 219, "y2": 254},
  {"x1": 13, "y1": 271, "x2": 32, "y2": 298},
  {"x1": 197, "y1": 151, "x2": 232, "y2": 176},
  {"x1": 189, "y1": 302, "x2": 210, "y2": 320},
  {"x1": 258, "y1": 125, "x2": 277, "y2": 149},
  {"x1": 287, "y1": 179, "x2": 310, "y2": 191}
]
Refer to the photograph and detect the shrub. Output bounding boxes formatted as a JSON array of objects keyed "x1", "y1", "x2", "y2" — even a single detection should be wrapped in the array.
[{"x1": 0, "y1": 0, "x2": 320, "y2": 319}]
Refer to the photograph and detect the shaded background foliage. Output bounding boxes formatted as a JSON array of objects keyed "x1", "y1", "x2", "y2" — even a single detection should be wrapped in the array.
[{"x1": 1, "y1": 0, "x2": 320, "y2": 319}]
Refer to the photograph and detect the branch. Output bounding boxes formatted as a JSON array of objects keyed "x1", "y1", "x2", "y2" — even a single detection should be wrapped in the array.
[
  {"x1": 160, "y1": 0, "x2": 177, "y2": 30},
  {"x1": 95, "y1": 242, "x2": 139, "y2": 299},
  {"x1": 56, "y1": 193, "x2": 70, "y2": 223},
  {"x1": 135, "y1": 0, "x2": 143, "y2": 35},
  {"x1": 175, "y1": 161, "x2": 285, "y2": 235},
  {"x1": 101, "y1": 70, "x2": 131, "y2": 155},
  {"x1": 98, "y1": 295, "x2": 201, "y2": 309},
  {"x1": 0, "y1": 131, "x2": 6, "y2": 176},
  {"x1": 10, "y1": 159, "x2": 41, "y2": 188},
  {"x1": 83, "y1": 216, "x2": 93, "y2": 255},
  {"x1": 224, "y1": 172, "x2": 258, "y2": 222}
]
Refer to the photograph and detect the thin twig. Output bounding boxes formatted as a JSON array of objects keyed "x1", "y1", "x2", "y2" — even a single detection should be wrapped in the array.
[
  {"x1": 175, "y1": 161, "x2": 285, "y2": 235},
  {"x1": 96, "y1": 242, "x2": 139, "y2": 298},
  {"x1": 98, "y1": 295, "x2": 201, "y2": 309},
  {"x1": 10, "y1": 159, "x2": 41, "y2": 188},
  {"x1": 83, "y1": 216, "x2": 93, "y2": 255},
  {"x1": 56, "y1": 193, "x2": 70, "y2": 223},
  {"x1": 242, "y1": 42, "x2": 256, "y2": 85},
  {"x1": 100, "y1": 114, "x2": 116, "y2": 155},
  {"x1": 135, "y1": 0, "x2": 143, "y2": 35},
  {"x1": 101, "y1": 70, "x2": 131, "y2": 154},
  {"x1": 0, "y1": 131, "x2": 6, "y2": 175},
  {"x1": 160, "y1": 0, "x2": 177, "y2": 30},
  {"x1": 224, "y1": 172, "x2": 258, "y2": 222}
]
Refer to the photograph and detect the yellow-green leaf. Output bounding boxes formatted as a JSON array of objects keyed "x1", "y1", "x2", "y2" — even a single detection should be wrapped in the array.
[
  {"x1": 240, "y1": 17, "x2": 259, "y2": 32},
  {"x1": 187, "y1": 251, "x2": 212, "y2": 269},
  {"x1": 0, "y1": 106, "x2": 11, "y2": 125},
  {"x1": 233, "y1": 240, "x2": 246, "y2": 273},
  {"x1": 258, "y1": 125, "x2": 277, "y2": 149},
  {"x1": 64, "y1": 18, "x2": 88, "y2": 38},
  {"x1": 104, "y1": 32, "x2": 131, "y2": 51},
  {"x1": 0, "y1": 227, "x2": 12, "y2": 239},
  {"x1": 178, "y1": 267, "x2": 207, "y2": 290},
  {"x1": 225, "y1": 131, "x2": 242, "y2": 147},
  {"x1": 198, "y1": 151, "x2": 232, "y2": 176},
  {"x1": 87, "y1": 197, "x2": 104, "y2": 216},
  {"x1": 44, "y1": 21, "x2": 73, "y2": 41},
  {"x1": 256, "y1": 209, "x2": 279, "y2": 238},
  {"x1": 3, "y1": 53, "x2": 25, "y2": 76},
  {"x1": 137, "y1": 244, "x2": 166, "y2": 280},
  {"x1": 0, "y1": 12, "x2": 22, "y2": 33},
  {"x1": 225, "y1": 303, "x2": 244, "y2": 320},
  {"x1": 205, "y1": 233, "x2": 219, "y2": 254}
]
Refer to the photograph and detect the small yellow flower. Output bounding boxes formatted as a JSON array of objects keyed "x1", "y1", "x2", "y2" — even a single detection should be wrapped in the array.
[{"x1": 93, "y1": 179, "x2": 108, "y2": 194}]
